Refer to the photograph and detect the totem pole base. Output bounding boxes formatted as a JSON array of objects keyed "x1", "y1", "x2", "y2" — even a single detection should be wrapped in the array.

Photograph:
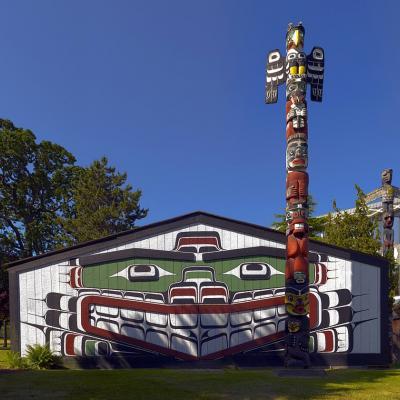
[{"x1": 284, "y1": 356, "x2": 310, "y2": 369}]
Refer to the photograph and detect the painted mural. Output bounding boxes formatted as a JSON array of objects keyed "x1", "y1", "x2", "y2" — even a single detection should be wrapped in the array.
[{"x1": 17, "y1": 223, "x2": 382, "y2": 362}]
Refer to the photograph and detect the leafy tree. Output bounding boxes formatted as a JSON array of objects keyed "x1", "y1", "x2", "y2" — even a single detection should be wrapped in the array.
[
  {"x1": 0, "y1": 119, "x2": 78, "y2": 261},
  {"x1": 62, "y1": 157, "x2": 148, "y2": 243},
  {"x1": 313, "y1": 187, "x2": 397, "y2": 306},
  {"x1": 323, "y1": 185, "x2": 381, "y2": 255},
  {"x1": 0, "y1": 120, "x2": 148, "y2": 331},
  {"x1": 271, "y1": 195, "x2": 327, "y2": 239}
]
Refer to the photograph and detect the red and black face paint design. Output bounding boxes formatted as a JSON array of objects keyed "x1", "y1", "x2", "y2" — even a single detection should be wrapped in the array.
[{"x1": 286, "y1": 141, "x2": 308, "y2": 170}]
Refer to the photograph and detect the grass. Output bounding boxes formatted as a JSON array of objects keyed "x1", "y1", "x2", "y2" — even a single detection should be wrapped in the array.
[{"x1": 0, "y1": 365, "x2": 399, "y2": 400}]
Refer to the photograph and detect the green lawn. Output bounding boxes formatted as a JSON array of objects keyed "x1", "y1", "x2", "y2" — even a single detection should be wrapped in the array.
[{"x1": 0, "y1": 366, "x2": 399, "y2": 400}]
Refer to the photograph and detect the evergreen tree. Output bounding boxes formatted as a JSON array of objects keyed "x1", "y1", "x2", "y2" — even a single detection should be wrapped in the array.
[
  {"x1": 0, "y1": 120, "x2": 149, "y2": 324},
  {"x1": 62, "y1": 157, "x2": 148, "y2": 243},
  {"x1": 323, "y1": 185, "x2": 381, "y2": 255},
  {"x1": 0, "y1": 120, "x2": 148, "y2": 254}
]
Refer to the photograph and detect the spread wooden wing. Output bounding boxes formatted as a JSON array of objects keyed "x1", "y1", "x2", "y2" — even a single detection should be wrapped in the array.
[
  {"x1": 265, "y1": 49, "x2": 286, "y2": 104},
  {"x1": 307, "y1": 47, "x2": 324, "y2": 102}
]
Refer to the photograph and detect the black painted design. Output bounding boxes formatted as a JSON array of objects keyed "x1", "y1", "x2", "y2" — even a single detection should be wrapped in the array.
[{"x1": 307, "y1": 47, "x2": 324, "y2": 102}]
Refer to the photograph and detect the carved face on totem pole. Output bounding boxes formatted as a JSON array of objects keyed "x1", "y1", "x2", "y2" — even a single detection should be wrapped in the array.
[
  {"x1": 286, "y1": 80, "x2": 306, "y2": 102},
  {"x1": 293, "y1": 271, "x2": 307, "y2": 284},
  {"x1": 286, "y1": 127, "x2": 307, "y2": 149},
  {"x1": 285, "y1": 287, "x2": 310, "y2": 316},
  {"x1": 286, "y1": 140, "x2": 308, "y2": 170},
  {"x1": 286, "y1": 218, "x2": 309, "y2": 236},
  {"x1": 287, "y1": 317, "x2": 302, "y2": 333},
  {"x1": 381, "y1": 169, "x2": 393, "y2": 186},
  {"x1": 383, "y1": 212, "x2": 394, "y2": 229},
  {"x1": 286, "y1": 49, "x2": 307, "y2": 78},
  {"x1": 286, "y1": 203, "x2": 308, "y2": 224}
]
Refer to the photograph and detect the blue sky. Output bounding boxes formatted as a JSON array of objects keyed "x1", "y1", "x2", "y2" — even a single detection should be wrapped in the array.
[{"x1": 0, "y1": 0, "x2": 399, "y2": 226}]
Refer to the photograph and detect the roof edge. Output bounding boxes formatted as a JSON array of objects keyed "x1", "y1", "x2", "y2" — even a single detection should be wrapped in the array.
[
  {"x1": 6, "y1": 211, "x2": 281, "y2": 268},
  {"x1": 6, "y1": 210, "x2": 387, "y2": 270}
]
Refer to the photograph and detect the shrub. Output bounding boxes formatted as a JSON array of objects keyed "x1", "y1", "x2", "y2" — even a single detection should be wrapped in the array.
[
  {"x1": 25, "y1": 344, "x2": 61, "y2": 370},
  {"x1": 5, "y1": 351, "x2": 28, "y2": 369}
]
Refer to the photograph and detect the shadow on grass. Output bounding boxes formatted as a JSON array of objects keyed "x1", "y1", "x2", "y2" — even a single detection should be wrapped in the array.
[{"x1": 0, "y1": 368, "x2": 399, "y2": 400}]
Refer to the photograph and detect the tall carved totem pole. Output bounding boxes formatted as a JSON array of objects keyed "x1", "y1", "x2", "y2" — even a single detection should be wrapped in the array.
[
  {"x1": 381, "y1": 169, "x2": 394, "y2": 256},
  {"x1": 265, "y1": 23, "x2": 324, "y2": 367}
]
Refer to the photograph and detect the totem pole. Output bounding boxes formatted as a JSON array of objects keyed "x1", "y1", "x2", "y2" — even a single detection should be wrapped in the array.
[
  {"x1": 265, "y1": 23, "x2": 324, "y2": 367},
  {"x1": 364, "y1": 169, "x2": 398, "y2": 256},
  {"x1": 381, "y1": 169, "x2": 394, "y2": 256}
]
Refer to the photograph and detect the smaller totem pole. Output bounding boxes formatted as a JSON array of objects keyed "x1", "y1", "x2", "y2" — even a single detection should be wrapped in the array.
[
  {"x1": 365, "y1": 169, "x2": 399, "y2": 256},
  {"x1": 381, "y1": 169, "x2": 394, "y2": 256},
  {"x1": 265, "y1": 23, "x2": 325, "y2": 368}
]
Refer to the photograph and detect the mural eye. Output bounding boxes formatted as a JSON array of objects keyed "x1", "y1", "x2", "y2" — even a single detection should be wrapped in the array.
[
  {"x1": 111, "y1": 264, "x2": 174, "y2": 281},
  {"x1": 240, "y1": 263, "x2": 271, "y2": 280},
  {"x1": 287, "y1": 53, "x2": 296, "y2": 60},
  {"x1": 129, "y1": 265, "x2": 159, "y2": 282},
  {"x1": 224, "y1": 262, "x2": 283, "y2": 280}
]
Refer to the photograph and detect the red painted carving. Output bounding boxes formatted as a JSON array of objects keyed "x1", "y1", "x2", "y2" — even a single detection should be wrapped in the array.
[
  {"x1": 285, "y1": 256, "x2": 309, "y2": 282},
  {"x1": 286, "y1": 171, "x2": 308, "y2": 205},
  {"x1": 287, "y1": 234, "x2": 308, "y2": 258}
]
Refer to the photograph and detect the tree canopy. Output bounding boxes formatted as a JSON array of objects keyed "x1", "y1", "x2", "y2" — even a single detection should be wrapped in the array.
[
  {"x1": 0, "y1": 119, "x2": 148, "y2": 265},
  {"x1": 62, "y1": 157, "x2": 148, "y2": 243},
  {"x1": 323, "y1": 185, "x2": 381, "y2": 256},
  {"x1": 0, "y1": 119, "x2": 78, "y2": 262}
]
